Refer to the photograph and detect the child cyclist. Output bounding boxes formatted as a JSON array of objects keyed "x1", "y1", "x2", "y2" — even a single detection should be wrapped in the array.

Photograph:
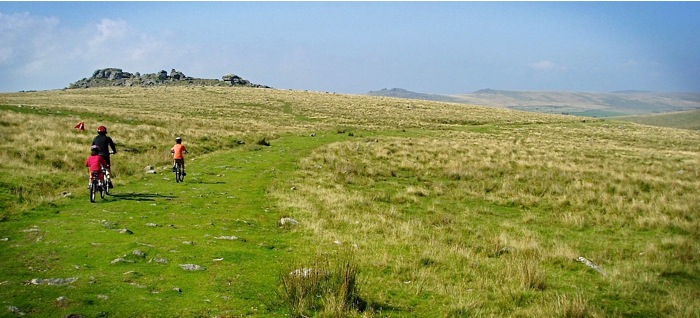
[
  {"x1": 92, "y1": 126, "x2": 117, "y2": 188},
  {"x1": 171, "y1": 137, "x2": 189, "y2": 176},
  {"x1": 86, "y1": 145, "x2": 108, "y2": 188}
]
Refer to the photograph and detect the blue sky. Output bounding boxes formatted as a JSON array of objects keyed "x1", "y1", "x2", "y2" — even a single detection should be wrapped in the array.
[{"x1": 1, "y1": 1, "x2": 699, "y2": 94}]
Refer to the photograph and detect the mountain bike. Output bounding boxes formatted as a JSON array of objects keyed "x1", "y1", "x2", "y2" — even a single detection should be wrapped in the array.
[
  {"x1": 174, "y1": 159, "x2": 185, "y2": 183},
  {"x1": 89, "y1": 172, "x2": 105, "y2": 202}
]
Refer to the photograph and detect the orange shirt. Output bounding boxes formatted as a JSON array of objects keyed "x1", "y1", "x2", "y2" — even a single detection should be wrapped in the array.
[{"x1": 171, "y1": 144, "x2": 187, "y2": 159}]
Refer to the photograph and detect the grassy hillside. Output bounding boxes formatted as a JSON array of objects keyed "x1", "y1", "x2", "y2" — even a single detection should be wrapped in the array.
[
  {"x1": 1, "y1": 87, "x2": 699, "y2": 317},
  {"x1": 614, "y1": 109, "x2": 700, "y2": 130}
]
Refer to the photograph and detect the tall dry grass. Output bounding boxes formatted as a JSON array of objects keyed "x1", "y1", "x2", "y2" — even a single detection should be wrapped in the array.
[{"x1": 272, "y1": 120, "x2": 699, "y2": 315}]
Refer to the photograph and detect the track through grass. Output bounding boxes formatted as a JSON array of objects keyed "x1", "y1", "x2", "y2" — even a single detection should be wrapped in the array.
[{"x1": 0, "y1": 132, "x2": 351, "y2": 317}]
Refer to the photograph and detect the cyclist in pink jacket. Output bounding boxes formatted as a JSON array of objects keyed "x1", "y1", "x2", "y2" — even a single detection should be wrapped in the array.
[{"x1": 86, "y1": 145, "x2": 108, "y2": 188}]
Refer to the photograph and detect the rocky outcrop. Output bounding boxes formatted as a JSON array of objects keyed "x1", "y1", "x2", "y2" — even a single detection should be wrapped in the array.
[
  {"x1": 68, "y1": 68, "x2": 270, "y2": 89},
  {"x1": 222, "y1": 74, "x2": 270, "y2": 88}
]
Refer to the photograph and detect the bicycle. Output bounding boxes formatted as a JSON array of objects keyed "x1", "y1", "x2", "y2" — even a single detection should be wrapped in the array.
[
  {"x1": 174, "y1": 159, "x2": 185, "y2": 183},
  {"x1": 89, "y1": 171, "x2": 105, "y2": 203}
]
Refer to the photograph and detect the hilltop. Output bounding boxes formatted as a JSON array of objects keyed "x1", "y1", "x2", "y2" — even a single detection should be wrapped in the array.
[
  {"x1": 368, "y1": 87, "x2": 700, "y2": 117},
  {"x1": 67, "y1": 68, "x2": 271, "y2": 89}
]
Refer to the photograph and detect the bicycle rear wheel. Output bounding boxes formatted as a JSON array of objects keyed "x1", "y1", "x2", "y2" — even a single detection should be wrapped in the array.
[
  {"x1": 90, "y1": 180, "x2": 97, "y2": 203},
  {"x1": 175, "y1": 162, "x2": 184, "y2": 183}
]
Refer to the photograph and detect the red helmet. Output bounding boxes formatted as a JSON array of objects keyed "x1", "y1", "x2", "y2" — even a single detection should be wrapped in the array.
[{"x1": 97, "y1": 126, "x2": 107, "y2": 134}]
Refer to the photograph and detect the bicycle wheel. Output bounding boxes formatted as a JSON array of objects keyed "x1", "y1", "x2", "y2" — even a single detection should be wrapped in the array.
[
  {"x1": 90, "y1": 180, "x2": 96, "y2": 203},
  {"x1": 175, "y1": 162, "x2": 184, "y2": 183},
  {"x1": 99, "y1": 180, "x2": 105, "y2": 199},
  {"x1": 103, "y1": 172, "x2": 111, "y2": 195}
]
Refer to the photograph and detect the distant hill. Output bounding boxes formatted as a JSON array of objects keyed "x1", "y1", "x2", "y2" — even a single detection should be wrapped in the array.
[
  {"x1": 367, "y1": 88, "x2": 700, "y2": 118},
  {"x1": 67, "y1": 68, "x2": 271, "y2": 89},
  {"x1": 367, "y1": 88, "x2": 463, "y2": 103}
]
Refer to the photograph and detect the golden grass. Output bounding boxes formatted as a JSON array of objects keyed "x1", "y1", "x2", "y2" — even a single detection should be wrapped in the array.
[
  {"x1": 1, "y1": 86, "x2": 699, "y2": 316},
  {"x1": 271, "y1": 118, "x2": 699, "y2": 315}
]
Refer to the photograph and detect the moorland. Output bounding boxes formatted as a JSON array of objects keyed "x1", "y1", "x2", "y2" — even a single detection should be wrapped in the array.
[
  {"x1": 0, "y1": 86, "x2": 698, "y2": 317},
  {"x1": 368, "y1": 88, "x2": 700, "y2": 119}
]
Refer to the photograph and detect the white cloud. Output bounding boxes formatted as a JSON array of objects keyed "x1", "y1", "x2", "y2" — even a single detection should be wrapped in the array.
[
  {"x1": 0, "y1": 12, "x2": 59, "y2": 66},
  {"x1": 527, "y1": 60, "x2": 568, "y2": 72},
  {"x1": 622, "y1": 59, "x2": 638, "y2": 67},
  {"x1": 0, "y1": 11, "x2": 198, "y2": 92},
  {"x1": 88, "y1": 18, "x2": 129, "y2": 50}
]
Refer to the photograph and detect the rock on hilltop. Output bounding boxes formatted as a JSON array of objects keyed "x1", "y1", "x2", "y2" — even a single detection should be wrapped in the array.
[{"x1": 68, "y1": 68, "x2": 271, "y2": 89}]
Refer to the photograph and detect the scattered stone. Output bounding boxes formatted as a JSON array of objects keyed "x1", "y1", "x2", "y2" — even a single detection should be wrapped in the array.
[
  {"x1": 110, "y1": 258, "x2": 133, "y2": 264},
  {"x1": 182, "y1": 241, "x2": 195, "y2": 245},
  {"x1": 28, "y1": 277, "x2": 78, "y2": 285},
  {"x1": 151, "y1": 258, "x2": 169, "y2": 264},
  {"x1": 213, "y1": 258, "x2": 224, "y2": 262},
  {"x1": 100, "y1": 220, "x2": 118, "y2": 229},
  {"x1": 279, "y1": 217, "x2": 298, "y2": 226},
  {"x1": 214, "y1": 236, "x2": 238, "y2": 241},
  {"x1": 173, "y1": 287, "x2": 183, "y2": 293},
  {"x1": 576, "y1": 256, "x2": 607, "y2": 276},
  {"x1": 496, "y1": 247, "x2": 513, "y2": 256},
  {"x1": 1, "y1": 238, "x2": 8, "y2": 242},
  {"x1": 146, "y1": 223, "x2": 160, "y2": 227},
  {"x1": 119, "y1": 229, "x2": 133, "y2": 235},
  {"x1": 179, "y1": 264, "x2": 205, "y2": 271},
  {"x1": 97, "y1": 295, "x2": 109, "y2": 300},
  {"x1": 62, "y1": 192, "x2": 72, "y2": 197},
  {"x1": 7, "y1": 305, "x2": 26, "y2": 316},
  {"x1": 56, "y1": 296, "x2": 68, "y2": 303},
  {"x1": 289, "y1": 268, "x2": 329, "y2": 279},
  {"x1": 133, "y1": 250, "x2": 146, "y2": 258}
]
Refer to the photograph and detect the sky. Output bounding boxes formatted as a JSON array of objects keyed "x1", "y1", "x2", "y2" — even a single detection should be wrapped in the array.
[{"x1": 1, "y1": 1, "x2": 699, "y2": 94}]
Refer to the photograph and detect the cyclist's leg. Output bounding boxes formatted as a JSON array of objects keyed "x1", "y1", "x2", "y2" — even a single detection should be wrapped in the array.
[
  {"x1": 102, "y1": 155, "x2": 113, "y2": 187},
  {"x1": 101, "y1": 155, "x2": 113, "y2": 174}
]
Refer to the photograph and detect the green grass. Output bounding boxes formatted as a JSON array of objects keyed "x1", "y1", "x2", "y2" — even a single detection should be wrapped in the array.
[
  {"x1": 0, "y1": 133, "x2": 349, "y2": 317},
  {"x1": 1, "y1": 87, "x2": 699, "y2": 317},
  {"x1": 614, "y1": 109, "x2": 700, "y2": 130}
]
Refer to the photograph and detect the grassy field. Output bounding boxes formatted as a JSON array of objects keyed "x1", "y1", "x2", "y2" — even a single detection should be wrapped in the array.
[
  {"x1": 0, "y1": 87, "x2": 699, "y2": 317},
  {"x1": 614, "y1": 109, "x2": 700, "y2": 131}
]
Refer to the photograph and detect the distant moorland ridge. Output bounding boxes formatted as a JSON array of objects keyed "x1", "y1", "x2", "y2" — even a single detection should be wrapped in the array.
[
  {"x1": 368, "y1": 88, "x2": 700, "y2": 117},
  {"x1": 68, "y1": 68, "x2": 271, "y2": 89}
]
